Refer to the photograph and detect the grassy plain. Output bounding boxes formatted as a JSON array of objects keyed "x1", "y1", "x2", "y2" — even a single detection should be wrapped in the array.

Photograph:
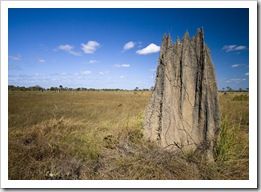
[{"x1": 8, "y1": 91, "x2": 249, "y2": 180}]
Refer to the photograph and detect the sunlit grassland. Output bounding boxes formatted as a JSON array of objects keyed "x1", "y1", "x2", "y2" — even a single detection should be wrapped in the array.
[{"x1": 8, "y1": 91, "x2": 249, "y2": 180}]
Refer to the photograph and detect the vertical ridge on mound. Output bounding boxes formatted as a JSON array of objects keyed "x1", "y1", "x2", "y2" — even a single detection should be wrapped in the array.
[{"x1": 143, "y1": 28, "x2": 220, "y2": 161}]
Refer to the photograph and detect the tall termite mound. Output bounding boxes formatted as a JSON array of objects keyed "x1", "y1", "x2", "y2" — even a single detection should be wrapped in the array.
[{"x1": 143, "y1": 28, "x2": 220, "y2": 161}]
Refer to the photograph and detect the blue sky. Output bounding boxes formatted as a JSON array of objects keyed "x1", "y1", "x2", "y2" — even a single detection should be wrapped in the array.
[{"x1": 8, "y1": 8, "x2": 249, "y2": 90}]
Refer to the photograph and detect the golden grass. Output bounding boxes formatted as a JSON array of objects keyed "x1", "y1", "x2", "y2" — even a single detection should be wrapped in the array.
[{"x1": 8, "y1": 91, "x2": 249, "y2": 180}]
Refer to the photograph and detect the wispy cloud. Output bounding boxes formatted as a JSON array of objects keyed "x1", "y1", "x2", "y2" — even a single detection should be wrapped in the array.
[
  {"x1": 231, "y1": 64, "x2": 241, "y2": 68},
  {"x1": 245, "y1": 72, "x2": 249, "y2": 76},
  {"x1": 222, "y1": 45, "x2": 247, "y2": 52},
  {"x1": 37, "y1": 58, "x2": 46, "y2": 63},
  {"x1": 80, "y1": 71, "x2": 92, "y2": 75},
  {"x1": 49, "y1": 72, "x2": 69, "y2": 76},
  {"x1": 222, "y1": 78, "x2": 246, "y2": 83},
  {"x1": 234, "y1": 46, "x2": 247, "y2": 51},
  {"x1": 88, "y1": 59, "x2": 98, "y2": 64},
  {"x1": 113, "y1": 64, "x2": 130, "y2": 68},
  {"x1": 123, "y1": 41, "x2": 135, "y2": 51},
  {"x1": 231, "y1": 64, "x2": 247, "y2": 68},
  {"x1": 8, "y1": 64, "x2": 21, "y2": 70},
  {"x1": 99, "y1": 71, "x2": 109, "y2": 75},
  {"x1": 136, "y1": 43, "x2": 160, "y2": 55},
  {"x1": 119, "y1": 76, "x2": 125, "y2": 79},
  {"x1": 57, "y1": 44, "x2": 81, "y2": 56},
  {"x1": 81, "y1": 41, "x2": 100, "y2": 54},
  {"x1": 9, "y1": 54, "x2": 22, "y2": 60}
]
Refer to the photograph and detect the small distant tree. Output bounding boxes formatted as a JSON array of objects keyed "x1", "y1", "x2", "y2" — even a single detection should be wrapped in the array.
[
  {"x1": 29, "y1": 85, "x2": 43, "y2": 91},
  {"x1": 21, "y1": 86, "x2": 27, "y2": 91},
  {"x1": 50, "y1": 87, "x2": 58, "y2": 91},
  {"x1": 226, "y1": 86, "x2": 233, "y2": 92},
  {"x1": 8, "y1": 85, "x2": 15, "y2": 91},
  {"x1": 134, "y1": 87, "x2": 139, "y2": 91}
]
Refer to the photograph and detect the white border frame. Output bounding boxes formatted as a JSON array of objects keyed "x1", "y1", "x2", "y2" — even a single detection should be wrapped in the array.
[{"x1": 1, "y1": 1, "x2": 257, "y2": 189}]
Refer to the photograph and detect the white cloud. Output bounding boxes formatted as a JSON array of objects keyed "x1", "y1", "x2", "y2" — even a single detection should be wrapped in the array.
[
  {"x1": 9, "y1": 54, "x2": 22, "y2": 60},
  {"x1": 37, "y1": 58, "x2": 45, "y2": 63},
  {"x1": 58, "y1": 44, "x2": 73, "y2": 51},
  {"x1": 99, "y1": 71, "x2": 109, "y2": 75},
  {"x1": 123, "y1": 41, "x2": 135, "y2": 51},
  {"x1": 81, "y1": 41, "x2": 100, "y2": 54},
  {"x1": 231, "y1": 64, "x2": 241, "y2": 68},
  {"x1": 136, "y1": 43, "x2": 160, "y2": 55},
  {"x1": 231, "y1": 64, "x2": 247, "y2": 68},
  {"x1": 50, "y1": 72, "x2": 68, "y2": 76},
  {"x1": 119, "y1": 76, "x2": 125, "y2": 79},
  {"x1": 57, "y1": 44, "x2": 81, "y2": 56},
  {"x1": 234, "y1": 46, "x2": 247, "y2": 51},
  {"x1": 222, "y1": 78, "x2": 246, "y2": 83},
  {"x1": 245, "y1": 72, "x2": 249, "y2": 76},
  {"x1": 80, "y1": 71, "x2": 92, "y2": 75},
  {"x1": 222, "y1": 45, "x2": 247, "y2": 52},
  {"x1": 230, "y1": 78, "x2": 241, "y2": 81},
  {"x1": 113, "y1": 64, "x2": 130, "y2": 68},
  {"x1": 222, "y1": 45, "x2": 236, "y2": 52},
  {"x1": 88, "y1": 59, "x2": 98, "y2": 64}
]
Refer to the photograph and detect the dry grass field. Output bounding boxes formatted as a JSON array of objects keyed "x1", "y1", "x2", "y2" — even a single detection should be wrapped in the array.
[{"x1": 8, "y1": 91, "x2": 249, "y2": 180}]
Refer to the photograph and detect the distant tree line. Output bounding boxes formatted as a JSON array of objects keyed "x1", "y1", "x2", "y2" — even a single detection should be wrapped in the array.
[
  {"x1": 220, "y1": 86, "x2": 249, "y2": 92},
  {"x1": 8, "y1": 85, "x2": 154, "y2": 92},
  {"x1": 8, "y1": 85, "x2": 44, "y2": 91},
  {"x1": 9, "y1": 85, "x2": 249, "y2": 92}
]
